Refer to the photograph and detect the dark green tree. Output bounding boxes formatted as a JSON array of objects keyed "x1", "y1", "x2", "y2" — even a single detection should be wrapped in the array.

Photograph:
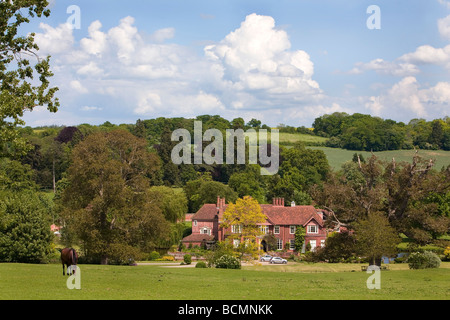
[
  {"x1": 0, "y1": 190, "x2": 54, "y2": 263},
  {"x1": 59, "y1": 130, "x2": 169, "y2": 264}
]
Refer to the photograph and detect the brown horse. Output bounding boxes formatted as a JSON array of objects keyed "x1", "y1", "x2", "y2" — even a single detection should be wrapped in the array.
[{"x1": 61, "y1": 248, "x2": 78, "y2": 276}]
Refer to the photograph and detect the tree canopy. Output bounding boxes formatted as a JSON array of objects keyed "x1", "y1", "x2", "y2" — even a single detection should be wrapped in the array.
[
  {"x1": 58, "y1": 129, "x2": 170, "y2": 264},
  {"x1": 0, "y1": 0, "x2": 59, "y2": 156}
]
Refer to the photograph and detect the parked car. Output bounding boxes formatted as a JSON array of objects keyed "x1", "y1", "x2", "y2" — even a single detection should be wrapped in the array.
[
  {"x1": 260, "y1": 255, "x2": 273, "y2": 262},
  {"x1": 270, "y1": 257, "x2": 287, "y2": 264}
]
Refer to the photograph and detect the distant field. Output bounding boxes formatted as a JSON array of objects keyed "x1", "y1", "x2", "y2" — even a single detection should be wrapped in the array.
[
  {"x1": 276, "y1": 131, "x2": 450, "y2": 170},
  {"x1": 308, "y1": 147, "x2": 450, "y2": 170},
  {"x1": 278, "y1": 132, "x2": 328, "y2": 145},
  {"x1": 1, "y1": 262, "x2": 449, "y2": 300}
]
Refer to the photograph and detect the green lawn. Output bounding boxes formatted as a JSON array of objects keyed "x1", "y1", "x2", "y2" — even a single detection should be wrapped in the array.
[{"x1": 1, "y1": 262, "x2": 449, "y2": 300}]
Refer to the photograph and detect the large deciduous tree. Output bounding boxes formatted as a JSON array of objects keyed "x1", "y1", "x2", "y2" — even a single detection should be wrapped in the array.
[
  {"x1": 59, "y1": 129, "x2": 170, "y2": 264},
  {"x1": 313, "y1": 153, "x2": 450, "y2": 245},
  {"x1": 0, "y1": 0, "x2": 59, "y2": 156}
]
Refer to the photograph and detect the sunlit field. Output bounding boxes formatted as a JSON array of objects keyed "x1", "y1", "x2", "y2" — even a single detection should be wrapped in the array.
[{"x1": 1, "y1": 262, "x2": 449, "y2": 300}]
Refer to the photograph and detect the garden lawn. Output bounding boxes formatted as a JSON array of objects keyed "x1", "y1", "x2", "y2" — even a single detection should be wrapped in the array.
[{"x1": 0, "y1": 262, "x2": 449, "y2": 300}]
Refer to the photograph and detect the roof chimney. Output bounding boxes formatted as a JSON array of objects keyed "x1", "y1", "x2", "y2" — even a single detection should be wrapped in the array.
[
  {"x1": 217, "y1": 196, "x2": 220, "y2": 209},
  {"x1": 273, "y1": 197, "x2": 284, "y2": 206}
]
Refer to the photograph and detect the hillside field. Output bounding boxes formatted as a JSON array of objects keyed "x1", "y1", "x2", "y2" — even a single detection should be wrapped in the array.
[
  {"x1": 276, "y1": 132, "x2": 450, "y2": 170},
  {"x1": 307, "y1": 147, "x2": 450, "y2": 170}
]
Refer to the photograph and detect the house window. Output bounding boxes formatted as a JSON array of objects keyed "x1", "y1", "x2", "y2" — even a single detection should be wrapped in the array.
[
  {"x1": 233, "y1": 239, "x2": 240, "y2": 248},
  {"x1": 277, "y1": 238, "x2": 283, "y2": 250},
  {"x1": 193, "y1": 220, "x2": 197, "y2": 226},
  {"x1": 231, "y1": 224, "x2": 242, "y2": 234},
  {"x1": 200, "y1": 227, "x2": 211, "y2": 235},
  {"x1": 274, "y1": 225, "x2": 280, "y2": 234},
  {"x1": 309, "y1": 240, "x2": 317, "y2": 251},
  {"x1": 289, "y1": 239, "x2": 295, "y2": 250},
  {"x1": 320, "y1": 240, "x2": 325, "y2": 247},
  {"x1": 307, "y1": 224, "x2": 318, "y2": 234},
  {"x1": 290, "y1": 225, "x2": 296, "y2": 234},
  {"x1": 259, "y1": 225, "x2": 269, "y2": 234}
]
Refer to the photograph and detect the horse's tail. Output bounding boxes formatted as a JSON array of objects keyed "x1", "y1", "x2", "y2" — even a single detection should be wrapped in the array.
[{"x1": 71, "y1": 248, "x2": 78, "y2": 265}]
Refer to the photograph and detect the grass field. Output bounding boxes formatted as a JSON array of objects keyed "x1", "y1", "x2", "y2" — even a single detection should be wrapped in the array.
[
  {"x1": 1, "y1": 262, "x2": 449, "y2": 300},
  {"x1": 277, "y1": 132, "x2": 450, "y2": 170},
  {"x1": 307, "y1": 147, "x2": 450, "y2": 170},
  {"x1": 278, "y1": 132, "x2": 328, "y2": 145}
]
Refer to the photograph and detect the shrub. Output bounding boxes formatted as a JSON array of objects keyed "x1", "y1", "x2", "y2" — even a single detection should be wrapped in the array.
[
  {"x1": 444, "y1": 246, "x2": 450, "y2": 261},
  {"x1": 407, "y1": 251, "x2": 441, "y2": 269},
  {"x1": 183, "y1": 254, "x2": 192, "y2": 265},
  {"x1": 156, "y1": 255, "x2": 175, "y2": 261},
  {"x1": 149, "y1": 251, "x2": 160, "y2": 261},
  {"x1": 195, "y1": 261, "x2": 207, "y2": 268},
  {"x1": 215, "y1": 254, "x2": 241, "y2": 269}
]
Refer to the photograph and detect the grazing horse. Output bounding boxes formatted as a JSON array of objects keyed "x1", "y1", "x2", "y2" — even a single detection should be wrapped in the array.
[{"x1": 61, "y1": 248, "x2": 78, "y2": 276}]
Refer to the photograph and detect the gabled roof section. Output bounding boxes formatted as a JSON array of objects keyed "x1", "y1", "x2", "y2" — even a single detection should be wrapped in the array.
[
  {"x1": 191, "y1": 204, "x2": 219, "y2": 221},
  {"x1": 261, "y1": 205, "x2": 323, "y2": 226}
]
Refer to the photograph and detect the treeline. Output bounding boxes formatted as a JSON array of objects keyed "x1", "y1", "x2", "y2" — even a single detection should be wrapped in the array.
[{"x1": 312, "y1": 112, "x2": 450, "y2": 151}]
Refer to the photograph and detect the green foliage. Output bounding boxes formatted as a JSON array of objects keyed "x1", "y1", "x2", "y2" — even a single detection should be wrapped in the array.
[
  {"x1": 0, "y1": 158, "x2": 37, "y2": 191},
  {"x1": 407, "y1": 251, "x2": 441, "y2": 269},
  {"x1": 149, "y1": 251, "x2": 160, "y2": 261},
  {"x1": 266, "y1": 144, "x2": 329, "y2": 204},
  {"x1": 314, "y1": 113, "x2": 450, "y2": 152},
  {"x1": 228, "y1": 165, "x2": 267, "y2": 203},
  {"x1": 0, "y1": 0, "x2": 59, "y2": 156},
  {"x1": 320, "y1": 231, "x2": 357, "y2": 263},
  {"x1": 0, "y1": 190, "x2": 53, "y2": 263},
  {"x1": 355, "y1": 212, "x2": 400, "y2": 265},
  {"x1": 195, "y1": 261, "x2": 207, "y2": 268},
  {"x1": 184, "y1": 176, "x2": 237, "y2": 212},
  {"x1": 215, "y1": 255, "x2": 241, "y2": 269},
  {"x1": 148, "y1": 186, "x2": 188, "y2": 223},
  {"x1": 183, "y1": 254, "x2": 192, "y2": 265},
  {"x1": 58, "y1": 129, "x2": 170, "y2": 264},
  {"x1": 294, "y1": 226, "x2": 306, "y2": 252}
]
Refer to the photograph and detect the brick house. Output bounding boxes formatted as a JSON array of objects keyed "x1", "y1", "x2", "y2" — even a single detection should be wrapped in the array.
[{"x1": 180, "y1": 196, "x2": 328, "y2": 253}]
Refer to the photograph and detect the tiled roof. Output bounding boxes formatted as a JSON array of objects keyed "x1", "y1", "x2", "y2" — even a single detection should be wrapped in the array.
[
  {"x1": 261, "y1": 205, "x2": 322, "y2": 226},
  {"x1": 191, "y1": 203, "x2": 323, "y2": 226},
  {"x1": 191, "y1": 204, "x2": 219, "y2": 220}
]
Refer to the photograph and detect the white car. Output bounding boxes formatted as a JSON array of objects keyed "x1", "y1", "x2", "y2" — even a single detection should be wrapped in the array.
[
  {"x1": 270, "y1": 257, "x2": 287, "y2": 264},
  {"x1": 260, "y1": 255, "x2": 273, "y2": 262}
]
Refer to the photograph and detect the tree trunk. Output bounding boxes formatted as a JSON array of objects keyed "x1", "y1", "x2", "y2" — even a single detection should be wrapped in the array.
[{"x1": 369, "y1": 256, "x2": 382, "y2": 267}]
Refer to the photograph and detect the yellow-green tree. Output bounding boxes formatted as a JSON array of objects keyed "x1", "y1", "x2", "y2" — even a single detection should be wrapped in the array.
[{"x1": 222, "y1": 196, "x2": 266, "y2": 259}]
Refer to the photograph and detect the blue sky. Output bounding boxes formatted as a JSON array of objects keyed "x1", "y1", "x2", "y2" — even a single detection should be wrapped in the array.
[{"x1": 22, "y1": 0, "x2": 450, "y2": 127}]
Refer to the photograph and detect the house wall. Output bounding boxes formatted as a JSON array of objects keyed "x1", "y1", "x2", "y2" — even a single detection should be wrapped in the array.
[
  {"x1": 192, "y1": 220, "x2": 214, "y2": 235},
  {"x1": 267, "y1": 221, "x2": 327, "y2": 251}
]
